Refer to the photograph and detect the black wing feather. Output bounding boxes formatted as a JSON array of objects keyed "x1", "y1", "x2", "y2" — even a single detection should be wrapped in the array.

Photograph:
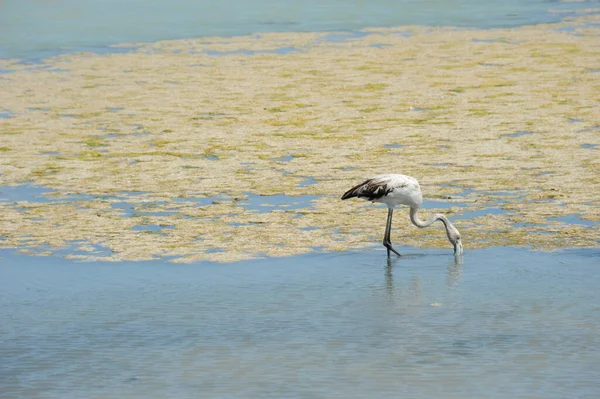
[{"x1": 341, "y1": 179, "x2": 393, "y2": 201}]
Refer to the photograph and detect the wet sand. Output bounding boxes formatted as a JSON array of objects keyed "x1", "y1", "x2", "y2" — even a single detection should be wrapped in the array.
[{"x1": 1, "y1": 11, "x2": 599, "y2": 262}]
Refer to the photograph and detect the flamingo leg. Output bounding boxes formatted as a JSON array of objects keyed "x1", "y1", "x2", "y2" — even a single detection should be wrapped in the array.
[{"x1": 383, "y1": 208, "x2": 402, "y2": 257}]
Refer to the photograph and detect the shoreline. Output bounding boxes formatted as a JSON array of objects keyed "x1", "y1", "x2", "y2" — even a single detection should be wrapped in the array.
[{"x1": 1, "y1": 12, "x2": 599, "y2": 262}]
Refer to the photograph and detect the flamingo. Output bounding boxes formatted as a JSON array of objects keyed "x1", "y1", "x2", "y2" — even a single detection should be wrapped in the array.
[{"x1": 341, "y1": 174, "x2": 463, "y2": 257}]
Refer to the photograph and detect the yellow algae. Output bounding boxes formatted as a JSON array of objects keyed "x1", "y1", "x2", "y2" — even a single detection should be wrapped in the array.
[{"x1": 0, "y1": 14, "x2": 599, "y2": 262}]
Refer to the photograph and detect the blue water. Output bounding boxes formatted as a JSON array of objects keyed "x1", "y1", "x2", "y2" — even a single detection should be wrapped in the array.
[
  {"x1": 1, "y1": 0, "x2": 597, "y2": 60},
  {"x1": 1, "y1": 247, "x2": 599, "y2": 398}
]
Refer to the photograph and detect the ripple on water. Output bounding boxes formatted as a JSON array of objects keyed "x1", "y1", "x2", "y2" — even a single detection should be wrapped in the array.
[{"x1": 0, "y1": 247, "x2": 599, "y2": 398}]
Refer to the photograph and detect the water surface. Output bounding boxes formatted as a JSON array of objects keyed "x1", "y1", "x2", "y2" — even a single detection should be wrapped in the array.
[
  {"x1": 1, "y1": 247, "x2": 599, "y2": 398},
  {"x1": 1, "y1": 0, "x2": 597, "y2": 60}
]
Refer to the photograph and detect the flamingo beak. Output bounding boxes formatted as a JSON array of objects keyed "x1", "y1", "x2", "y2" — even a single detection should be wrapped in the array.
[{"x1": 454, "y1": 239, "x2": 463, "y2": 256}]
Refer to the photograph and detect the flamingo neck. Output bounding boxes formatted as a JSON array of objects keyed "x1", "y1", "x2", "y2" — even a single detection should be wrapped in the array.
[{"x1": 409, "y1": 206, "x2": 448, "y2": 229}]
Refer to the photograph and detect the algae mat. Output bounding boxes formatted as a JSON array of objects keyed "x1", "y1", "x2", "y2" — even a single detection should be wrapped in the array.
[{"x1": 1, "y1": 13, "x2": 599, "y2": 262}]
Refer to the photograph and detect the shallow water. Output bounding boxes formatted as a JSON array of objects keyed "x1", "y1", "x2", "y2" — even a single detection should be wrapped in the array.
[
  {"x1": 1, "y1": 0, "x2": 598, "y2": 60},
  {"x1": 1, "y1": 247, "x2": 599, "y2": 398}
]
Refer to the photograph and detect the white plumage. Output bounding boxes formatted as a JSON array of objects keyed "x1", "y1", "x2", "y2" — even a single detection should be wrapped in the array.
[{"x1": 342, "y1": 174, "x2": 463, "y2": 257}]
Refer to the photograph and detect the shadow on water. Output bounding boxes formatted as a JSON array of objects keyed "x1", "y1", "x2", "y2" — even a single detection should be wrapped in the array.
[{"x1": 1, "y1": 247, "x2": 600, "y2": 398}]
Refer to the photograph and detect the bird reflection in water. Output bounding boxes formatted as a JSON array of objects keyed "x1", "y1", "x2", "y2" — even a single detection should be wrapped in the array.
[
  {"x1": 384, "y1": 254, "x2": 464, "y2": 301},
  {"x1": 447, "y1": 254, "x2": 463, "y2": 289}
]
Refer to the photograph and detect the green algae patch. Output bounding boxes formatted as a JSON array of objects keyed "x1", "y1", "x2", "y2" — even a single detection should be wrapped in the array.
[
  {"x1": 0, "y1": 13, "x2": 599, "y2": 262},
  {"x1": 84, "y1": 137, "x2": 108, "y2": 147}
]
